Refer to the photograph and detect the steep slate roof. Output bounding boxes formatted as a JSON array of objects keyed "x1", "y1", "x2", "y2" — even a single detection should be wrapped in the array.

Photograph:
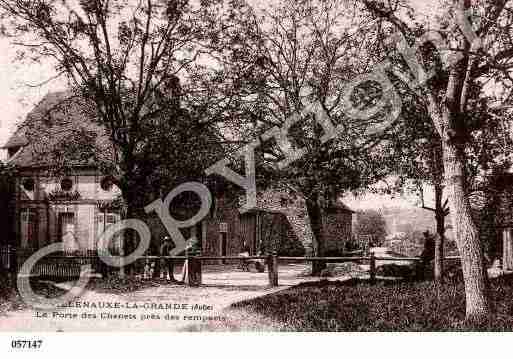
[
  {"x1": 3, "y1": 128, "x2": 28, "y2": 148},
  {"x1": 3, "y1": 91, "x2": 113, "y2": 169}
]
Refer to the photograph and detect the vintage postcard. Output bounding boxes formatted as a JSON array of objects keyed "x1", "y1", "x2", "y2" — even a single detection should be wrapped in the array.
[{"x1": 0, "y1": 0, "x2": 513, "y2": 344}]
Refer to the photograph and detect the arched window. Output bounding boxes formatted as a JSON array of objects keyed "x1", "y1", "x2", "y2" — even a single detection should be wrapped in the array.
[
  {"x1": 60, "y1": 178, "x2": 73, "y2": 191},
  {"x1": 22, "y1": 178, "x2": 35, "y2": 192},
  {"x1": 100, "y1": 176, "x2": 113, "y2": 191}
]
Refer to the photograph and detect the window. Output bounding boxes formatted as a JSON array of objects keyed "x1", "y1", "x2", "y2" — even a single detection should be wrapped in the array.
[
  {"x1": 97, "y1": 212, "x2": 120, "y2": 253},
  {"x1": 100, "y1": 176, "x2": 113, "y2": 191},
  {"x1": 22, "y1": 178, "x2": 35, "y2": 192},
  {"x1": 60, "y1": 178, "x2": 73, "y2": 191},
  {"x1": 97, "y1": 212, "x2": 119, "y2": 234},
  {"x1": 7, "y1": 146, "x2": 20, "y2": 159},
  {"x1": 59, "y1": 212, "x2": 77, "y2": 252},
  {"x1": 20, "y1": 208, "x2": 38, "y2": 249}
]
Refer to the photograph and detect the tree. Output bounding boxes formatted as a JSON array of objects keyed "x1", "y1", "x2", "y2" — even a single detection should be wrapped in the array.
[
  {"x1": 355, "y1": 210, "x2": 388, "y2": 247},
  {"x1": 385, "y1": 53, "x2": 513, "y2": 284},
  {"x1": 0, "y1": 0, "x2": 232, "y2": 270},
  {"x1": 361, "y1": 0, "x2": 513, "y2": 321},
  {"x1": 208, "y1": 0, "x2": 403, "y2": 274},
  {"x1": 384, "y1": 97, "x2": 450, "y2": 282}
]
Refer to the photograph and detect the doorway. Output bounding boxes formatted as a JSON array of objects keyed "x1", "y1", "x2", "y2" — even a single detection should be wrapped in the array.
[{"x1": 59, "y1": 212, "x2": 77, "y2": 252}]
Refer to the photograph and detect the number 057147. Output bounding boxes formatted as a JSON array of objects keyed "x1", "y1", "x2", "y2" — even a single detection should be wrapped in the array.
[{"x1": 11, "y1": 339, "x2": 43, "y2": 349}]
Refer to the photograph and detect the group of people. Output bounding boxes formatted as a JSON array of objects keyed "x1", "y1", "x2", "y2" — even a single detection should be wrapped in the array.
[
  {"x1": 142, "y1": 235, "x2": 198, "y2": 282},
  {"x1": 160, "y1": 236, "x2": 177, "y2": 281}
]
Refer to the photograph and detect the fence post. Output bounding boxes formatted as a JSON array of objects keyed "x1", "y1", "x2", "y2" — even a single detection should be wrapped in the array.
[
  {"x1": 370, "y1": 252, "x2": 376, "y2": 285},
  {"x1": 119, "y1": 245, "x2": 125, "y2": 279},
  {"x1": 267, "y1": 255, "x2": 278, "y2": 287},
  {"x1": 9, "y1": 245, "x2": 18, "y2": 287},
  {"x1": 185, "y1": 257, "x2": 202, "y2": 287}
]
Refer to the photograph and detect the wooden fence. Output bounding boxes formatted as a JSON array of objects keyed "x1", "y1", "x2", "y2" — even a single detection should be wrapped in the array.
[
  {"x1": 1, "y1": 247, "x2": 105, "y2": 279},
  {"x1": 141, "y1": 254, "x2": 461, "y2": 287},
  {"x1": 1, "y1": 245, "x2": 460, "y2": 286},
  {"x1": 0, "y1": 245, "x2": 12, "y2": 270}
]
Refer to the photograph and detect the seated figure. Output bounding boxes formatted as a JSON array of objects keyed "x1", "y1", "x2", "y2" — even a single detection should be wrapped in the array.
[{"x1": 238, "y1": 246, "x2": 265, "y2": 273}]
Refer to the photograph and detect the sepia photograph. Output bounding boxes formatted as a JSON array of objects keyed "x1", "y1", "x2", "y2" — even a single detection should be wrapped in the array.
[{"x1": 0, "y1": 0, "x2": 512, "y2": 349}]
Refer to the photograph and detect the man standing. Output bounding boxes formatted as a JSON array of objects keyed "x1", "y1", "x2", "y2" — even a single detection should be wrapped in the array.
[
  {"x1": 180, "y1": 236, "x2": 201, "y2": 285},
  {"x1": 419, "y1": 230, "x2": 435, "y2": 280},
  {"x1": 160, "y1": 236, "x2": 176, "y2": 282},
  {"x1": 421, "y1": 230, "x2": 436, "y2": 263}
]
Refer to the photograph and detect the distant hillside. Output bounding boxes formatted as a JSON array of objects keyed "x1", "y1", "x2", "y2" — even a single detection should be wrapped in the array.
[
  {"x1": 370, "y1": 206, "x2": 456, "y2": 256},
  {"x1": 381, "y1": 207, "x2": 437, "y2": 235},
  {"x1": 380, "y1": 206, "x2": 453, "y2": 237}
]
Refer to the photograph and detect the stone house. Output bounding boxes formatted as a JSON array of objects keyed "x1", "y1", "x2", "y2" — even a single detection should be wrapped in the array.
[
  {"x1": 220, "y1": 188, "x2": 354, "y2": 257},
  {"x1": 2, "y1": 92, "x2": 121, "y2": 254},
  {"x1": 146, "y1": 188, "x2": 354, "y2": 259}
]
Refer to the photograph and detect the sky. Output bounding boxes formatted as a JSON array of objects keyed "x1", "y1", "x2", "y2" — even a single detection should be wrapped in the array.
[
  {"x1": 0, "y1": 0, "x2": 440, "y2": 147},
  {"x1": 0, "y1": 0, "x2": 440, "y2": 209},
  {"x1": 343, "y1": 191, "x2": 420, "y2": 211},
  {"x1": 0, "y1": 38, "x2": 66, "y2": 149}
]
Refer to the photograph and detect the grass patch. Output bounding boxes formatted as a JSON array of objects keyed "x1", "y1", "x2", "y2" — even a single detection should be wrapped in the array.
[
  {"x1": 0, "y1": 277, "x2": 68, "y2": 314},
  {"x1": 0, "y1": 273, "x2": 16, "y2": 313},
  {"x1": 1, "y1": 276, "x2": 172, "y2": 313},
  {"x1": 228, "y1": 275, "x2": 513, "y2": 331}
]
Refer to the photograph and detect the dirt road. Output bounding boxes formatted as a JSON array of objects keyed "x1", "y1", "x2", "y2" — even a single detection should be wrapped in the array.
[{"x1": 0, "y1": 264, "x2": 343, "y2": 332}]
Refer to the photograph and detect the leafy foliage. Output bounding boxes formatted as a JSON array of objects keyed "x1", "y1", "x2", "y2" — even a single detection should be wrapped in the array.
[
  {"x1": 0, "y1": 0, "x2": 236, "y2": 216},
  {"x1": 354, "y1": 209, "x2": 388, "y2": 246},
  {"x1": 203, "y1": 0, "x2": 404, "y2": 268}
]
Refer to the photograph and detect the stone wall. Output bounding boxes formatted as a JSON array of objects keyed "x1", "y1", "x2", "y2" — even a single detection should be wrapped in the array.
[
  {"x1": 240, "y1": 187, "x2": 352, "y2": 256},
  {"x1": 253, "y1": 188, "x2": 315, "y2": 255},
  {"x1": 323, "y1": 210, "x2": 352, "y2": 254}
]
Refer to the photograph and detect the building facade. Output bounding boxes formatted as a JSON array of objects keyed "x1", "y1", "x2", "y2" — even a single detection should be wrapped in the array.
[
  {"x1": 11, "y1": 170, "x2": 121, "y2": 253},
  {"x1": 2, "y1": 91, "x2": 121, "y2": 254}
]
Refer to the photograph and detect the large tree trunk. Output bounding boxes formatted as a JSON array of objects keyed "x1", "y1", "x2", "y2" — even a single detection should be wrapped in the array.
[
  {"x1": 124, "y1": 203, "x2": 135, "y2": 278},
  {"x1": 434, "y1": 183, "x2": 445, "y2": 283},
  {"x1": 424, "y1": 24, "x2": 491, "y2": 320},
  {"x1": 443, "y1": 140, "x2": 490, "y2": 321},
  {"x1": 305, "y1": 196, "x2": 326, "y2": 276},
  {"x1": 119, "y1": 177, "x2": 138, "y2": 279}
]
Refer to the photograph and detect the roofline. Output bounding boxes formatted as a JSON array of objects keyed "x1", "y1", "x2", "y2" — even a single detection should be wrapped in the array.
[
  {"x1": 1, "y1": 141, "x2": 28, "y2": 149},
  {"x1": 240, "y1": 207, "x2": 286, "y2": 215},
  {"x1": 5, "y1": 146, "x2": 24, "y2": 164},
  {"x1": 326, "y1": 207, "x2": 355, "y2": 214},
  {"x1": 14, "y1": 163, "x2": 101, "y2": 171}
]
